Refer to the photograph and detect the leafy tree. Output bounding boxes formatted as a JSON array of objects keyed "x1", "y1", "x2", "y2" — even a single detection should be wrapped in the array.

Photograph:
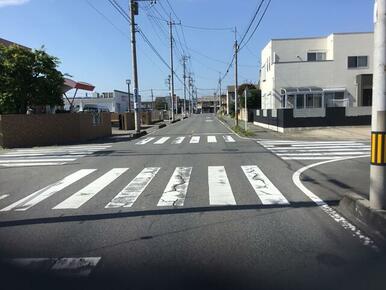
[
  {"x1": 238, "y1": 83, "x2": 261, "y2": 109},
  {"x1": 0, "y1": 44, "x2": 64, "y2": 114},
  {"x1": 154, "y1": 98, "x2": 168, "y2": 110}
]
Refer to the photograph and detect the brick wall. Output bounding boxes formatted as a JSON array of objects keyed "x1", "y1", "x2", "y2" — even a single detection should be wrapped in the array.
[{"x1": 0, "y1": 113, "x2": 111, "y2": 148}]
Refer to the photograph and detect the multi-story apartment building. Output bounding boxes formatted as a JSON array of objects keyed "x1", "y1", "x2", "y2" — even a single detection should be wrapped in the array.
[{"x1": 260, "y1": 32, "x2": 373, "y2": 110}]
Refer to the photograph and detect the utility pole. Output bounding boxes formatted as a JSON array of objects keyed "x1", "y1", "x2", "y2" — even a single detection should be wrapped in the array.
[
  {"x1": 244, "y1": 88, "x2": 248, "y2": 132},
  {"x1": 182, "y1": 55, "x2": 189, "y2": 116},
  {"x1": 219, "y1": 73, "x2": 222, "y2": 115},
  {"x1": 214, "y1": 92, "x2": 217, "y2": 115},
  {"x1": 168, "y1": 15, "x2": 175, "y2": 122},
  {"x1": 370, "y1": 0, "x2": 386, "y2": 209},
  {"x1": 166, "y1": 75, "x2": 172, "y2": 122},
  {"x1": 189, "y1": 76, "x2": 193, "y2": 115},
  {"x1": 129, "y1": 0, "x2": 141, "y2": 133},
  {"x1": 151, "y1": 89, "x2": 154, "y2": 110},
  {"x1": 234, "y1": 27, "x2": 239, "y2": 127}
]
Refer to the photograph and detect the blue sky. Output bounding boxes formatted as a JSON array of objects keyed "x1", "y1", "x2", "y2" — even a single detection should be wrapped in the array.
[{"x1": 0, "y1": 0, "x2": 375, "y2": 100}]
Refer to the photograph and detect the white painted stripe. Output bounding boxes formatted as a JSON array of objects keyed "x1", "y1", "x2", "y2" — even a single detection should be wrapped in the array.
[
  {"x1": 0, "y1": 169, "x2": 96, "y2": 212},
  {"x1": 11, "y1": 147, "x2": 111, "y2": 153},
  {"x1": 223, "y1": 135, "x2": 236, "y2": 143},
  {"x1": 0, "y1": 162, "x2": 66, "y2": 167},
  {"x1": 207, "y1": 136, "x2": 217, "y2": 143},
  {"x1": 0, "y1": 194, "x2": 9, "y2": 200},
  {"x1": 241, "y1": 166, "x2": 289, "y2": 205},
  {"x1": 105, "y1": 167, "x2": 160, "y2": 208},
  {"x1": 277, "y1": 152, "x2": 371, "y2": 156},
  {"x1": 0, "y1": 154, "x2": 86, "y2": 161},
  {"x1": 281, "y1": 157, "x2": 361, "y2": 160},
  {"x1": 136, "y1": 137, "x2": 155, "y2": 145},
  {"x1": 157, "y1": 167, "x2": 192, "y2": 207},
  {"x1": 54, "y1": 168, "x2": 129, "y2": 209},
  {"x1": 154, "y1": 137, "x2": 170, "y2": 144},
  {"x1": 190, "y1": 136, "x2": 200, "y2": 144},
  {"x1": 273, "y1": 148, "x2": 370, "y2": 153},
  {"x1": 293, "y1": 155, "x2": 377, "y2": 250},
  {"x1": 172, "y1": 137, "x2": 185, "y2": 144},
  {"x1": 268, "y1": 145, "x2": 369, "y2": 150},
  {"x1": 208, "y1": 166, "x2": 236, "y2": 205},
  {"x1": 7, "y1": 257, "x2": 101, "y2": 277},
  {"x1": 260, "y1": 140, "x2": 365, "y2": 144},
  {"x1": 0, "y1": 158, "x2": 76, "y2": 163},
  {"x1": 290, "y1": 143, "x2": 365, "y2": 147}
]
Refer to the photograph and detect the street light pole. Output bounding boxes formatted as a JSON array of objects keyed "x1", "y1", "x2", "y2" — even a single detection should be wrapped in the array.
[
  {"x1": 129, "y1": 0, "x2": 141, "y2": 133},
  {"x1": 370, "y1": 0, "x2": 386, "y2": 209},
  {"x1": 126, "y1": 79, "x2": 131, "y2": 112},
  {"x1": 244, "y1": 88, "x2": 248, "y2": 132}
]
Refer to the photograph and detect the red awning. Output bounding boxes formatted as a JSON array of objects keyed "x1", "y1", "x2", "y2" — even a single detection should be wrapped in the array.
[{"x1": 63, "y1": 78, "x2": 95, "y2": 93}]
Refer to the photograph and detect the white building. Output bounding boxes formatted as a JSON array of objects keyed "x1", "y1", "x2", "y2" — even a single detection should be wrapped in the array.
[
  {"x1": 260, "y1": 32, "x2": 373, "y2": 110},
  {"x1": 64, "y1": 90, "x2": 133, "y2": 113}
]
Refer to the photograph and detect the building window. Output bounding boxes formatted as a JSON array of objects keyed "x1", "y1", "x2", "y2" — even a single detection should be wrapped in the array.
[
  {"x1": 348, "y1": 56, "x2": 368, "y2": 68},
  {"x1": 307, "y1": 52, "x2": 326, "y2": 62},
  {"x1": 296, "y1": 94, "x2": 304, "y2": 109}
]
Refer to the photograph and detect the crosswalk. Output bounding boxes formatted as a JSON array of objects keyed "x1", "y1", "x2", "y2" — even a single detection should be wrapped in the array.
[
  {"x1": 0, "y1": 144, "x2": 112, "y2": 167},
  {"x1": 258, "y1": 140, "x2": 370, "y2": 160},
  {"x1": 0, "y1": 165, "x2": 290, "y2": 213},
  {"x1": 136, "y1": 135, "x2": 236, "y2": 145}
]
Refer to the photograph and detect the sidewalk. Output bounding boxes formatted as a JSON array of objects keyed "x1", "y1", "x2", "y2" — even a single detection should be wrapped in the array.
[{"x1": 219, "y1": 114, "x2": 371, "y2": 141}]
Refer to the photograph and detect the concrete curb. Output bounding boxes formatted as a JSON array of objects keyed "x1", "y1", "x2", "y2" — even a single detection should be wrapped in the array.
[
  {"x1": 339, "y1": 192, "x2": 386, "y2": 242},
  {"x1": 171, "y1": 119, "x2": 181, "y2": 124},
  {"x1": 158, "y1": 124, "x2": 167, "y2": 129},
  {"x1": 131, "y1": 131, "x2": 147, "y2": 139}
]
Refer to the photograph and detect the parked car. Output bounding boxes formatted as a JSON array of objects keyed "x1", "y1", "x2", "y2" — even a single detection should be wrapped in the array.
[{"x1": 80, "y1": 104, "x2": 110, "y2": 113}]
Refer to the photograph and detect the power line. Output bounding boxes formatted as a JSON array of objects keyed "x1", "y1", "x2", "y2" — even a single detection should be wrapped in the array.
[
  {"x1": 238, "y1": 0, "x2": 265, "y2": 47},
  {"x1": 180, "y1": 24, "x2": 233, "y2": 31},
  {"x1": 239, "y1": 0, "x2": 272, "y2": 51}
]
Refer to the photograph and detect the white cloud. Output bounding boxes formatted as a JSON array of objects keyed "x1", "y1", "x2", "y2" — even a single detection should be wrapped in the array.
[{"x1": 0, "y1": 0, "x2": 30, "y2": 8}]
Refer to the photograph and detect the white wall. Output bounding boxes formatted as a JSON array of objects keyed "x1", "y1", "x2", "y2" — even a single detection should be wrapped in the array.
[{"x1": 260, "y1": 32, "x2": 374, "y2": 109}]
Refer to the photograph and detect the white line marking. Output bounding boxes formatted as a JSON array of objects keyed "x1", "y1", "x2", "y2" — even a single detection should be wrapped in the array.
[
  {"x1": 154, "y1": 137, "x2": 170, "y2": 144},
  {"x1": 0, "y1": 154, "x2": 86, "y2": 158},
  {"x1": 273, "y1": 148, "x2": 370, "y2": 153},
  {"x1": 0, "y1": 194, "x2": 9, "y2": 200},
  {"x1": 282, "y1": 157, "x2": 361, "y2": 160},
  {"x1": 0, "y1": 158, "x2": 76, "y2": 163},
  {"x1": 241, "y1": 166, "x2": 289, "y2": 205},
  {"x1": 172, "y1": 137, "x2": 185, "y2": 144},
  {"x1": 136, "y1": 137, "x2": 155, "y2": 145},
  {"x1": 208, "y1": 166, "x2": 236, "y2": 205},
  {"x1": 268, "y1": 145, "x2": 369, "y2": 150},
  {"x1": 223, "y1": 135, "x2": 236, "y2": 143},
  {"x1": 10, "y1": 147, "x2": 111, "y2": 153},
  {"x1": 207, "y1": 136, "x2": 217, "y2": 143},
  {"x1": 0, "y1": 169, "x2": 96, "y2": 212},
  {"x1": 0, "y1": 162, "x2": 66, "y2": 167},
  {"x1": 157, "y1": 167, "x2": 192, "y2": 207},
  {"x1": 54, "y1": 168, "x2": 129, "y2": 209},
  {"x1": 190, "y1": 136, "x2": 200, "y2": 144},
  {"x1": 105, "y1": 167, "x2": 160, "y2": 208},
  {"x1": 277, "y1": 152, "x2": 371, "y2": 156},
  {"x1": 292, "y1": 155, "x2": 377, "y2": 251},
  {"x1": 7, "y1": 257, "x2": 101, "y2": 277}
]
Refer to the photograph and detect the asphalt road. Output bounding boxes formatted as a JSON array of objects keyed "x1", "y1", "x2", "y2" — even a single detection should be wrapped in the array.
[{"x1": 0, "y1": 114, "x2": 384, "y2": 290}]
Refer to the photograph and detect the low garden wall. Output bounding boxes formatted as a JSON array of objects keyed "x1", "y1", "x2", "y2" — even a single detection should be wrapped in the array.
[{"x1": 0, "y1": 112, "x2": 111, "y2": 148}]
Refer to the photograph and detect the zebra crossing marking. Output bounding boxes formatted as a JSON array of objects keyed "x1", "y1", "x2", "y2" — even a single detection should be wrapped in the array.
[
  {"x1": 241, "y1": 165, "x2": 289, "y2": 205},
  {"x1": 190, "y1": 136, "x2": 200, "y2": 144},
  {"x1": 207, "y1": 136, "x2": 217, "y2": 143},
  {"x1": 5, "y1": 257, "x2": 101, "y2": 277},
  {"x1": 0, "y1": 145, "x2": 111, "y2": 167},
  {"x1": 172, "y1": 136, "x2": 185, "y2": 144},
  {"x1": 54, "y1": 168, "x2": 129, "y2": 209},
  {"x1": 157, "y1": 167, "x2": 192, "y2": 207},
  {"x1": 0, "y1": 169, "x2": 96, "y2": 212},
  {"x1": 259, "y1": 140, "x2": 370, "y2": 160},
  {"x1": 136, "y1": 137, "x2": 155, "y2": 145},
  {"x1": 208, "y1": 166, "x2": 236, "y2": 205},
  {"x1": 223, "y1": 135, "x2": 236, "y2": 143},
  {"x1": 1, "y1": 165, "x2": 297, "y2": 211},
  {"x1": 105, "y1": 167, "x2": 160, "y2": 208},
  {"x1": 154, "y1": 137, "x2": 170, "y2": 144},
  {"x1": 0, "y1": 194, "x2": 9, "y2": 200}
]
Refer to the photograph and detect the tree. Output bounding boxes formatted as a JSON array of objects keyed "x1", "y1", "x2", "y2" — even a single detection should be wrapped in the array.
[
  {"x1": 0, "y1": 44, "x2": 64, "y2": 114},
  {"x1": 154, "y1": 98, "x2": 168, "y2": 110},
  {"x1": 238, "y1": 83, "x2": 261, "y2": 109}
]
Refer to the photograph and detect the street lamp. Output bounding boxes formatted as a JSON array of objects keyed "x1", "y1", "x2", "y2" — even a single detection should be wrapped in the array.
[{"x1": 126, "y1": 79, "x2": 131, "y2": 112}]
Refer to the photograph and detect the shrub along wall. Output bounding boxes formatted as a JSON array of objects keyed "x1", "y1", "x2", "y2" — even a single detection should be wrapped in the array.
[{"x1": 0, "y1": 112, "x2": 111, "y2": 148}]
